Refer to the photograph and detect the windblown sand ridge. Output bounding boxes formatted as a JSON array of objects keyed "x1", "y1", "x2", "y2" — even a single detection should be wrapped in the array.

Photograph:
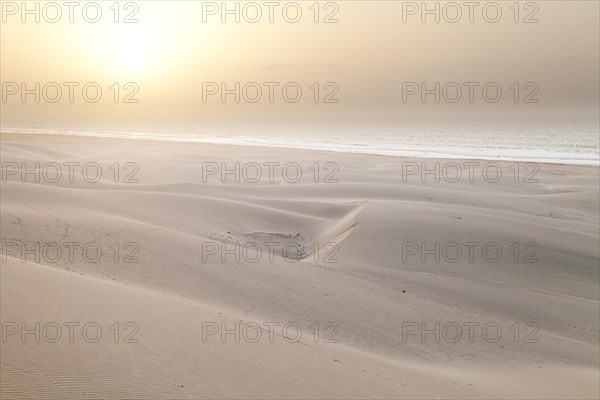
[{"x1": 209, "y1": 201, "x2": 366, "y2": 261}]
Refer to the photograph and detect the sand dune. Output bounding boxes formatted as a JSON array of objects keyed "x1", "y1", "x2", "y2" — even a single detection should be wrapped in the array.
[{"x1": 1, "y1": 132, "x2": 599, "y2": 398}]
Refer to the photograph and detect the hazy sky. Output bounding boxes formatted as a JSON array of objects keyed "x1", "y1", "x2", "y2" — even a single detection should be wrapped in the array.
[{"x1": 1, "y1": 1, "x2": 598, "y2": 127}]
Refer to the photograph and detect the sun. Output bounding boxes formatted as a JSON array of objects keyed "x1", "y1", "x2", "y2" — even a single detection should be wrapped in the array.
[
  {"x1": 115, "y1": 33, "x2": 154, "y2": 73},
  {"x1": 87, "y1": 11, "x2": 172, "y2": 78},
  {"x1": 73, "y1": 3, "x2": 213, "y2": 79}
]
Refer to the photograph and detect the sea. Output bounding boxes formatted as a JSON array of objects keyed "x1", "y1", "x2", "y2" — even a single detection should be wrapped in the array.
[{"x1": 1, "y1": 120, "x2": 598, "y2": 166}]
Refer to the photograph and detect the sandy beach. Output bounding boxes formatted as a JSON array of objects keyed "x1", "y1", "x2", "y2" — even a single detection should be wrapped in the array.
[{"x1": 1, "y1": 132, "x2": 599, "y2": 399}]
